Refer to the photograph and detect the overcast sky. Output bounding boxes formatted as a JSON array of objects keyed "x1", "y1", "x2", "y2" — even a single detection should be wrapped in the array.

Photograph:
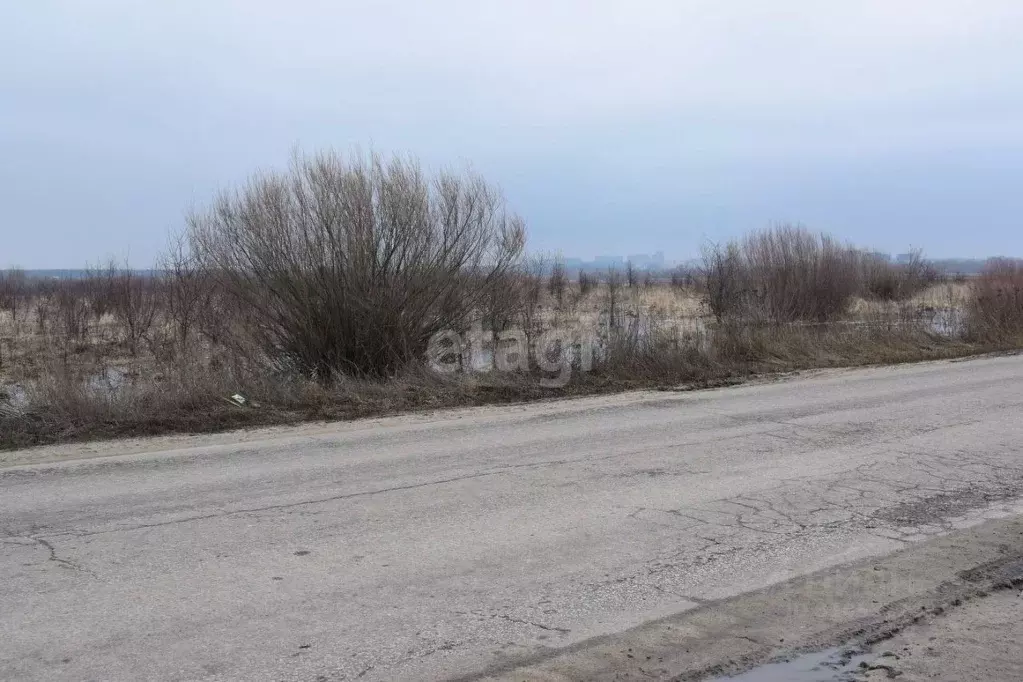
[{"x1": 3, "y1": 0, "x2": 1022, "y2": 267}]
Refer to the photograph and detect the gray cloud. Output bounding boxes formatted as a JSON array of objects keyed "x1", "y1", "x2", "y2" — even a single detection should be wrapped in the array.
[{"x1": 3, "y1": 1, "x2": 1023, "y2": 265}]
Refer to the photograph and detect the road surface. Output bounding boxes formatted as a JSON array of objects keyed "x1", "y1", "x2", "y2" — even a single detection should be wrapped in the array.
[{"x1": 2, "y1": 355, "x2": 1023, "y2": 681}]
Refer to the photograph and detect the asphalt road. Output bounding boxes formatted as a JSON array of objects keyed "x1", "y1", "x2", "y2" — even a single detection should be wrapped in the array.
[{"x1": 3, "y1": 355, "x2": 1023, "y2": 681}]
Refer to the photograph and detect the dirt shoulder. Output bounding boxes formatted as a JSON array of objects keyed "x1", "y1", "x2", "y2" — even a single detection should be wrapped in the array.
[
  {"x1": 5, "y1": 351, "x2": 1018, "y2": 465},
  {"x1": 0, "y1": 381, "x2": 763, "y2": 469},
  {"x1": 852, "y1": 588, "x2": 1023, "y2": 681}
]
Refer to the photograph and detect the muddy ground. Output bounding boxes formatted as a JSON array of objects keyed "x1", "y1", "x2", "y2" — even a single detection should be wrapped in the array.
[{"x1": 851, "y1": 588, "x2": 1023, "y2": 681}]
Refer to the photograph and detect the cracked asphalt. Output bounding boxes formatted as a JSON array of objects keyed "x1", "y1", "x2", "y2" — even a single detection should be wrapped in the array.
[{"x1": 2, "y1": 355, "x2": 1023, "y2": 681}]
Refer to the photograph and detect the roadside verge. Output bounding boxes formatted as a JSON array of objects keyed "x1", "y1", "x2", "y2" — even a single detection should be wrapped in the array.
[{"x1": 468, "y1": 515, "x2": 1023, "y2": 681}]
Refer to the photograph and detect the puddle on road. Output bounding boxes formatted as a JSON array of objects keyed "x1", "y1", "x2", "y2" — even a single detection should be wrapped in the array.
[{"x1": 707, "y1": 647, "x2": 873, "y2": 682}]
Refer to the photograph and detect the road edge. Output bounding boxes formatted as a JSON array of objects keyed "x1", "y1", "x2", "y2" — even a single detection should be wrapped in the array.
[{"x1": 464, "y1": 514, "x2": 1023, "y2": 681}]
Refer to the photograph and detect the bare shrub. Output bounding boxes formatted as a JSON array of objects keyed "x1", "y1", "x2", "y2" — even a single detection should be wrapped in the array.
[
  {"x1": 52, "y1": 279, "x2": 92, "y2": 354},
  {"x1": 742, "y1": 226, "x2": 860, "y2": 323},
  {"x1": 517, "y1": 254, "x2": 549, "y2": 348},
  {"x1": 481, "y1": 269, "x2": 521, "y2": 338},
  {"x1": 33, "y1": 283, "x2": 54, "y2": 336},
  {"x1": 671, "y1": 266, "x2": 696, "y2": 291},
  {"x1": 107, "y1": 263, "x2": 160, "y2": 356},
  {"x1": 548, "y1": 259, "x2": 567, "y2": 306},
  {"x1": 578, "y1": 270, "x2": 595, "y2": 297},
  {"x1": 0, "y1": 268, "x2": 28, "y2": 323},
  {"x1": 603, "y1": 267, "x2": 624, "y2": 330},
  {"x1": 900, "y1": 249, "x2": 944, "y2": 293},
  {"x1": 84, "y1": 261, "x2": 118, "y2": 322},
  {"x1": 966, "y1": 258, "x2": 1023, "y2": 342},
  {"x1": 701, "y1": 227, "x2": 862, "y2": 324},
  {"x1": 860, "y1": 253, "x2": 902, "y2": 301},
  {"x1": 625, "y1": 261, "x2": 637, "y2": 288},
  {"x1": 195, "y1": 282, "x2": 234, "y2": 351},
  {"x1": 861, "y1": 249, "x2": 942, "y2": 301},
  {"x1": 161, "y1": 236, "x2": 214, "y2": 353},
  {"x1": 700, "y1": 241, "x2": 745, "y2": 322},
  {"x1": 188, "y1": 149, "x2": 526, "y2": 379}
]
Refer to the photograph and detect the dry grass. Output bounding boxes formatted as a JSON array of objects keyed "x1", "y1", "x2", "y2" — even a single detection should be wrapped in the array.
[
  {"x1": 2, "y1": 194, "x2": 1019, "y2": 450},
  {"x1": 966, "y1": 259, "x2": 1023, "y2": 343},
  {"x1": 1, "y1": 275, "x2": 1007, "y2": 451},
  {"x1": 849, "y1": 282, "x2": 970, "y2": 317}
]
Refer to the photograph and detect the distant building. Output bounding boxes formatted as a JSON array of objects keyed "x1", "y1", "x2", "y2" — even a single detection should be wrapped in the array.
[
  {"x1": 624, "y1": 251, "x2": 667, "y2": 270},
  {"x1": 593, "y1": 255, "x2": 625, "y2": 268},
  {"x1": 557, "y1": 252, "x2": 683, "y2": 276}
]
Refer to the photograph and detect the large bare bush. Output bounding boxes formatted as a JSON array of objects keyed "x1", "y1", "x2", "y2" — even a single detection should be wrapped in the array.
[
  {"x1": 701, "y1": 226, "x2": 861, "y2": 323},
  {"x1": 860, "y1": 249, "x2": 941, "y2": 301},
  {"x1": 743, "y1": 226, "x2": 860, "y2": 323},
  {"x1": 188, "y1": 150, "x2": 526, "y2": 379},
  {"x1": 966, "y1": 258, "x2": 1023, "y2": 342}
]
